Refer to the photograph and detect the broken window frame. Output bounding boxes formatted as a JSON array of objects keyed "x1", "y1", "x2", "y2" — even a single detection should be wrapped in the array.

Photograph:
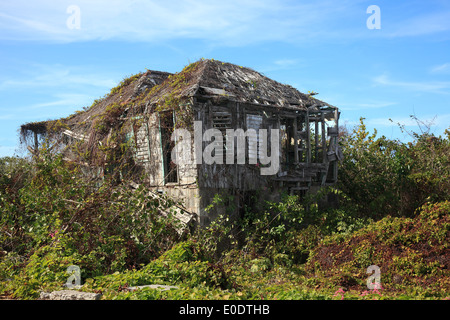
[{"x1": 159, "y1": 110, "x2": 179, "y2": 184}]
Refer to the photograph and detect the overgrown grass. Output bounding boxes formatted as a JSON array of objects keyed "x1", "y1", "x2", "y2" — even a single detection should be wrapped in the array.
[{"x1": 1, "y1": 119, "x2": 449, "y2": 300}]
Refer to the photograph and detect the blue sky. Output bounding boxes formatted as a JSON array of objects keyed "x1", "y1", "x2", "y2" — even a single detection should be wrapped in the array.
[{"x1": 1, "y1": 0, "x2": 449, "y2": 157}]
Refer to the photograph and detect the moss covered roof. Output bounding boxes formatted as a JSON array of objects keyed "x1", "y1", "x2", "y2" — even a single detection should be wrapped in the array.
[{"x1": 20, "y1": 58, "x2": 335, "y2": 139}]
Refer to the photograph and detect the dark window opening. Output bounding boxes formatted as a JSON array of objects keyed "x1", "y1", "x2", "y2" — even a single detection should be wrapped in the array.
[
  {"x1": 280, "y1": 118, "x2": 296, "y2": 167},
  {"x1": 160, "y1": 111, "x2": 178, "y2": 183}
]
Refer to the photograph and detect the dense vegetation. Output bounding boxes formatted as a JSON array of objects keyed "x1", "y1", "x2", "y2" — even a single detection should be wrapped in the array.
[{"x1": 0, "y1": 118, "x2": 449, "y2": 300}]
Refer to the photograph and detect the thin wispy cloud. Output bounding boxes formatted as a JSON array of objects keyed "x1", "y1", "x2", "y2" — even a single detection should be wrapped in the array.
[
  {"x1": 0, "y1": 114, "x2": 14, "y2": 120},
  {"x1": 0, "y1": 12, "x2": 64, "y2": 37},
  {"x1": 257, "y1": 59, "x2": 302, "y2": 74},
  {"x1": 0, "y1": 63, "x2": 118, "y2": 126},
  {"x1": 1, "y1": 0, "x2": 450, "y2": 158},
  {"x1": 2, "y1": 0, "x2": 450, "y2": 45},
  {"x1": 339, "y1": 101, "x2": 397, "y2": 111},
  {"x1": 368, "y1": 116, "x2": 427, "y2": 127},
  {"x1": 20, "y1": 93, "x2": 93, "y2": 110},
  {"x1": 2, "y1": 0, "x2": 450, "y2": 46},
  {"x1": 373, "y1": 74, "x2": 450, "y2": 95},
  {"x1": 274, "y1": 59, "x2": 299, "y2": 68},
  {"x1": 0, "y1": 93, "x2": 97, "y2": 125},
  {"x1": 430, "y1": 63, "x2": 450, "y2": 74},
  {"x1": 0, "y1": 64, "x2": 117, "y2": 91},
  {"x1": 387, "y1": 10, "x2": 450, "y2": 38},
  {"x1": 0, "y1": 0, "x2": 376, "y2": 45}
]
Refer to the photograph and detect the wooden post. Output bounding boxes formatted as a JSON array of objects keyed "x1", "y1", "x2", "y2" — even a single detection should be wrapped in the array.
[
  {"x1": 334, "y1": 108, "x2": 339, "y2": 181},
  {"x1": 306, "y1": 109, "x2": 311, "y2": 164},
  {"x1": 158, "y1": 113, "x2": 166, "y2": 185},
  {"x1": 293, "y1": 116, "x2": 299, "y2": 164},
  {"x1": 321, "y1": 112, "x2": 326, "y2": 163},
  {"x1": 34, "y1": 131, "x2": 39, "y2": 156},
  {"x1": 277, "y1": 114, "x2": 282, "y2": 165},
  {"x1": 314, "y1": 117, "x2": 319, "y2": 163}
]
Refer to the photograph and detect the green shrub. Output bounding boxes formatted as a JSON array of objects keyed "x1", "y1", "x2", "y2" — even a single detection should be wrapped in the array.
[
  {"x1": 306, "y1": 201, "x2": 450, "y2": 296},
  {"x1": 1, "y1": 115, "x2": 448, "y2": 300},
  {"x1": 339, "y1": 118, "x2": 450, "y2": 219}
]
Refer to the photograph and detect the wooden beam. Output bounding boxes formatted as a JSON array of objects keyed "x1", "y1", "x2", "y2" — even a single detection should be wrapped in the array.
[
  {"x1": 34, "y1": 132, "x2": 39, "y2": 154},
  {"x1": 62, "y1": 129, "x2": 87, "y2": 141},
  {"x1": 306, "y1": 109, "x2": 311, "y2": 164},
  {"x1": 314, "y1": 118, "x2": 319, "y2": 162},
  {"x1": 321, "y1": 112, "x2": 326, "y2": 164},
  {"x1": 293, "y1": 116, "x2": 299, "y2": 164},
  {"x1": 27, "y1": 145, "x2": 37, "y2": 155}
]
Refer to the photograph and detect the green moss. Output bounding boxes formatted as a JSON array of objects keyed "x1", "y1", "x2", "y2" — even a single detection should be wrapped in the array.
[{"x1": 110, "y1": 73, "x2": 142, "y2": 96}]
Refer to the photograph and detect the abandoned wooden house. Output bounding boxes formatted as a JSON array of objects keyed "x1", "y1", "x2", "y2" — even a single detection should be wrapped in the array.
[{"x1": 20, "y1": 59, "x2": 341, "y2": 227}]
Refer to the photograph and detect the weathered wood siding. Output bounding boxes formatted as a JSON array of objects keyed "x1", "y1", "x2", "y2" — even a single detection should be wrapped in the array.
[
  {"x1": 130, "y1": 97, "x2": 340, "y2": 226},
  {"x1": 133, "y1": 122, "x2": 151, "y2": 163},
  {"x1": 195, "y1": 101, "x2": 276, "y2": 195}
]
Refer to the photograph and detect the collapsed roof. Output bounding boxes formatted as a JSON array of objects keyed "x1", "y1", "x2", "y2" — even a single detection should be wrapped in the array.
[
  {"x1": 19, "y1": 58, "x2": 338, "y2": 168},
  {"x1": 21, "y1": 58, "x2": 334, "y2": 138}
]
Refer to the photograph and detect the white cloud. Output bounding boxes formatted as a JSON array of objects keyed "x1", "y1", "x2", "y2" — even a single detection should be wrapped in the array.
[
  {"x1": 373, "y1": 74, "x2": 450, "y2": 94},
  {"x1": 339, "y1": 101, "x2": 397, "y2": 111},
  {"x1": 431, "y1": 63, "x2": 450, "y2": 74},
  {"x1": 0, "y1": 114, "x2": 14, "y2": 120},
  {"x1": 0, "y1": 64, "x2": 117, "y2": 91},
  {"x1": 20, "y1": 93, "x2": 94, "y2": 110},
  {"x1": 0, "y1": 12, "x2": 65, "y2": 36},
  {"x1": 2, "y1": 1, "x2": 450, "y2": 45},
  {"x1": 0, "y1": 63, "x2": 118, "y2": 125},
  {"x1": 0, "y1": 0, "x2": 365, "y2": 45},
  {"x1": 368, "y1": 116, "x2": 419, "y2": 127},
  {"x1": 257, "y1": 58, "x2": 303, "y2": 74},
  {"x1": 387, "y1": 10, "x2": 450, "y2": 38},
  {"x1": 274, "y1": 59, "x2": 299, "y2": 67}
]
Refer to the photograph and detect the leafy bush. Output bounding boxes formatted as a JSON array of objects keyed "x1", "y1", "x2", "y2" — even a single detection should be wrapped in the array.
[
  {"x1": 3, "y1": 242, "x2": 80, "y2": 299},
  {"x1": 306, "y1": 201, "x2": 450, "y2": 296},
  {"x1": 0, "y1": 150, "x2": 183, "y2": 298},
  {"x1": 80, "y1": 240, "x2": 230, "y2": 299},
  {"x1": 1, "y1": 116, "x2": 448, "y2": 300},
  {"x1": 338, "y1": 118, "x2": 450, "y2": 219}
]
